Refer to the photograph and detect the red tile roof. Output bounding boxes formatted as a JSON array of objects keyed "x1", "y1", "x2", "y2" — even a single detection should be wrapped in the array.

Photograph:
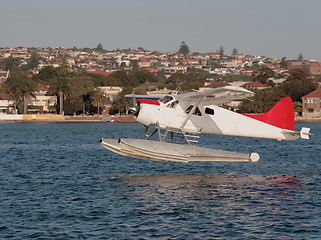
[
  {"x1": 302, "y1": 88, "x2": 321, "y2": 98},
  {"x1": 241, "y1": 81, "x2": 269, "y2": 88},
  {"x1": 37, "y1": 83, "x2": 49, "y2": 92},
  {"x1": 89, "y1": 72, "x2": 112, "y2": 77},
  {"x1": 0, "y1": 93, "x2": 12, "y2": 100}
]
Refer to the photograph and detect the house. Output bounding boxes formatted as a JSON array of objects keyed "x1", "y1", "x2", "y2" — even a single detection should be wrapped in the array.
[
  {"x1": 137, "y1": 82, "x2": 161, "y2": 91},
  {"x1": 29, "y1": 95, "x2": 57, "y2": 114},
  {"x1": 0, "y1": 93, "x2": 15, "y2": 114},
  {"x1": 199, "y1": 81, "x2": 230, "y2": 91},
  {"x1": 287, "y1": 61, "x2": 321, "y2": 75},
  {"x1": 240, "y1": 68, "x2": 255, "y2": 76},
  {"x1": 145, "y1": 67, "x2": 160, "y2": 74},
  {"x1": 164, "y1": 65, "x2": 187, "y2": 73},
  {"x1": 301, "y1": 88, "x2": 321, "y2": 118},
  {"x1": 210, "y1": 67, "x2": 230, "y2": 75},
  {"x1": 205, "y1": 52, "x2": 221, "y2": 59},
  {"x1": 241, "y1": 81, "x2": 269, "y2": 89},
  {"x1": 29, "y1": 84, "x2": 57, "y2": 114},
  {"x1": 99, "y1": 86, "x2": 123, "y2": 102}
]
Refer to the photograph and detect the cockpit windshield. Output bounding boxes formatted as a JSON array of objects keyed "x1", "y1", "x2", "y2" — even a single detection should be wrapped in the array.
[{"x1": 159, "y1": 95, "x2": 173, "y2": 104}]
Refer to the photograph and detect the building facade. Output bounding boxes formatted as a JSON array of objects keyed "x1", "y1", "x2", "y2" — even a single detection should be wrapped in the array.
[
  {"x1": 302, "y1": 88, "x2": 321, "y2": 118},
  {"x1": 287, "y1": 61, "x2": 321, "y2": 75},
  {"x1": 0, "y1": 93, "x2": 15, "y2": 114}
]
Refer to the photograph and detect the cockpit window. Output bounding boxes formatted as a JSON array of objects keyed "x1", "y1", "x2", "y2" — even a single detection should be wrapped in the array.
[
  {"x1": 169, "y1": 100, "x2": 179, "y2": 109},
  {"x1": 159, "y1": 95, "x2": 173, "y2": 104}
]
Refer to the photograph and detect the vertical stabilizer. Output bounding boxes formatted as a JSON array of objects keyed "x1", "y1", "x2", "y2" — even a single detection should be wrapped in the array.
[{"x1": 242, "y1": 97, "x2": 295, "y2": 130}]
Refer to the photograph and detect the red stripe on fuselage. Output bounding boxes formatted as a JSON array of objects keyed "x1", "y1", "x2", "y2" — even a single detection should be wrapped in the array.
[{"x1": 139, "y1": 99, "x2": 160, "y2": 106}]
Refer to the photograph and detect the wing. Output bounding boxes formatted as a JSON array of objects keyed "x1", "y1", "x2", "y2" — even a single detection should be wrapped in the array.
[{"x1": 175, "y1": 86, "x2": 254, "y2": 105}]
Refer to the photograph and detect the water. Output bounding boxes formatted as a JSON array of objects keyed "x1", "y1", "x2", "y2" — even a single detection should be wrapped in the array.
[{"x1": 0, "y1": 122, "x2": 320, "y2": 239}]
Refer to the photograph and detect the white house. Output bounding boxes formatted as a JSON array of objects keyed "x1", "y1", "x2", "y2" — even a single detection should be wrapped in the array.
[{"x1": 0, "y1": 93, "x2": 15, "y2": 114}]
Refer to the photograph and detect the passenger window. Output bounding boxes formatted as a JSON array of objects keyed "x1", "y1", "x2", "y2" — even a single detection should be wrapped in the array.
[
  {"x1": 186, "y1": 105, "x2": 194, "y2": 114},
  {"x1": 194, "y1": 107, "x2": 202, "y2": 116},
  {"x1": 186, "y1": 105, "x2": 202, "y2": 116},
  {"x1": 205, "y1": 107, "x2": 214, "y2": 115}
]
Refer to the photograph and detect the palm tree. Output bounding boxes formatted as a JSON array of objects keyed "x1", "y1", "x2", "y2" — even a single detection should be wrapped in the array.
[
  {"x1": 92, "y1": 88, "x2": 106, "y2": 115},
  {"x1": 48, "y1": 77, "x2": 69, "y2": 115},
  {"x1": 46, "y1": 66, "x2": 73, "y2": 115},
  {"x1": 3, "y1": 71, "x2": 35, "y2": 114}
]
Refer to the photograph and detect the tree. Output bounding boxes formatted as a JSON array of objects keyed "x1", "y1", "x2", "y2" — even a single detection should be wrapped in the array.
[
  {"x1": 111, "y1": 86, "x2": 147, "y2": 115},
  {"x1": 27, "y1": 51, "x2": 41, "y2": 70},
  {"x1": 64, "y1": 75, "x2": 95, "y2": 115},
  {"x1": 106, "y1": 70, "x2": 130, "y2": 87},
  {"x1": 297, "y1": 53, "x2": 304, "y2": 61},
  {"x1": 279, "y1": 68, "x2": 317, "y2": 102},
  {"x1": 241, "y1": 88, "x2": 286, "y2": 113},
  {"x1": 3, "y1": 71, "x2": 36, "y2": 114},
  {"x1": 120, "y1": 62, "x2": 127, "y2": 69},
  {"x1": 129, "y1": 69, "x2": 158, "y2": 86},
  {"x1": 208, "y1": 58, "x2": 224, "y2": 69},
  {"x1": 96, "y1": 43, "x2": 103, "y2": 51},
  {"x1": 254, "y1": 67, "x2": 275, "y2": 84},
  {"x1": 129, "y1": 59, "x2": 139, "y2": 70},
  {"x1": 1, "y1": 56, "x2": 20, "y2": 71},
  {"x1": 280, "y1": 57, "x2": 287, "y2": 69},
  {"x1": 34, "y1": 65, "x2": 58, "y2": 81},
  {"x1": 48, "y1": 77, "x2": 69, "y2": 115},
  {"x1": 178, "y1": 41, "x2": 190, "y2": 55},
  {"x1": 166, "y1": 72, "x2": 191, "y2": 90},
  {"x1": 219, "y1": 46, "x2": 224, "y2": 57},
  {"x1": 43, "y1": 66, "x2": 73, "y2": 115},
  {"x1": 92, "y1": 88, "x2": 106, "y2": 115},
  {"x1": 232, "y1": 48, "x2": 238, "y2": 55},
  {"x1": 111, "y1": 85, "x2": 133, "y2": 115}
]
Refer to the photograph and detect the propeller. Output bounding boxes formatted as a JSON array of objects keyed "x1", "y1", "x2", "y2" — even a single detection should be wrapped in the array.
[{"x1": 128, "y1": 90, "x2": 140, "y2": 116}]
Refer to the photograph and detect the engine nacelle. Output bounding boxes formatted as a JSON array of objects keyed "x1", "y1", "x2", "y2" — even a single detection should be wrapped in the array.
[{"x1": 136, "y1": 99, "x2": 160, "y2": 126}]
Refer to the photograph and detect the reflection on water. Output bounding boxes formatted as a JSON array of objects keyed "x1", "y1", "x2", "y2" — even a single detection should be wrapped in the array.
[
  {"x1": 101, "y1": 174, "x2": 317, "y2": 239},
  {"x1": 121, "y1": 174, "x2": 302, "y2": 202}
]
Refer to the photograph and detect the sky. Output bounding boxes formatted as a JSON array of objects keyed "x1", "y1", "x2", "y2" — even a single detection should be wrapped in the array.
[{"x1": 1, "y1": 0, "x2": 321, "y2": 61}]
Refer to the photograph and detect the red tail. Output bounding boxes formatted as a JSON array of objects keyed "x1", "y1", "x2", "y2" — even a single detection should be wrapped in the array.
[{"x1": 242, "y1": 97, "x2": 295, "y2": 131}]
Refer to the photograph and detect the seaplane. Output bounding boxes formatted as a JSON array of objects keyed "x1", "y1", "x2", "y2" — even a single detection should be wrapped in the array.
[{"x1": 100, "y1": 86, "x2": 311, "y2": 163}]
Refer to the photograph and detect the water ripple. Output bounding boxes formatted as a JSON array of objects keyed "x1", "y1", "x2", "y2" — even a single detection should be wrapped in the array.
[{"x1": 0, "y1": 122, "x2": 320, "y2": 239}]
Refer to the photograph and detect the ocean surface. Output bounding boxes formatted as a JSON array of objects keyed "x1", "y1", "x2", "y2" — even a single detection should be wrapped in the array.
[{"x1": 0, "y1": 122, "x2": 320, "y2": 239}]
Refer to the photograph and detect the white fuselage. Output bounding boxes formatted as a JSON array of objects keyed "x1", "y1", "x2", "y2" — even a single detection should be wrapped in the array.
[{"x1": 136, "y1": 99, "x2": 299, "y2": 141}]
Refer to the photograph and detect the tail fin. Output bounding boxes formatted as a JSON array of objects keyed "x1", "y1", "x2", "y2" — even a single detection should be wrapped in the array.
[{"x1": 243, "y1": 97, "x2": 295, "y2": 131}]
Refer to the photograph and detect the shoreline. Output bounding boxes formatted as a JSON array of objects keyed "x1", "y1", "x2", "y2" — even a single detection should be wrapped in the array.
[
  {"x1": 0, "y1": 114, "x2": 136, "y2": 123},
  {"x1": 0, "y1": 115, "x2": 321, "y2": 123}
]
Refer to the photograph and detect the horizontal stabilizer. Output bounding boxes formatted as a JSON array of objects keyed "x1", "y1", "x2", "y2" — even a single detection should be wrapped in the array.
[{"x1": 300, "y1": 127, "x2": 312, "y2": 140}]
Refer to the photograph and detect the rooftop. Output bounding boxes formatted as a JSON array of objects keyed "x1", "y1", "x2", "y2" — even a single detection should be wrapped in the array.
[{"x1": 302, "y1": 88, "x2": 321, "y2": 98}]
